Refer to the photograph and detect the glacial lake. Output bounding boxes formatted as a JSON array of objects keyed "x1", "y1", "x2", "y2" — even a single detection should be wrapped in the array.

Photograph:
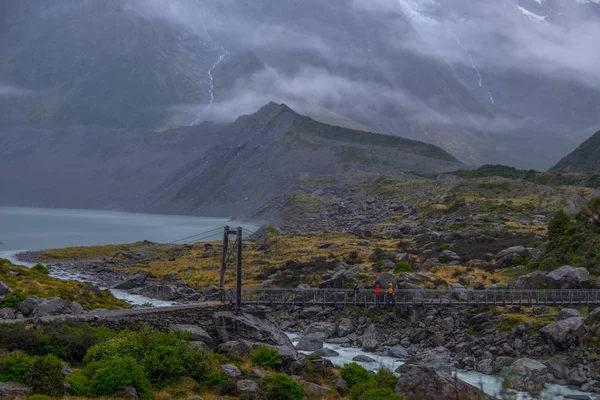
[{"x1": 0, "y1": 206, "x2": 257, "y2": 251}]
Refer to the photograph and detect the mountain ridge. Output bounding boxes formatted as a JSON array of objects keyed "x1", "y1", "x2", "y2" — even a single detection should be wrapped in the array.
[{"x1": 551, "y1": 130, "x2": 600, "y2": 172}]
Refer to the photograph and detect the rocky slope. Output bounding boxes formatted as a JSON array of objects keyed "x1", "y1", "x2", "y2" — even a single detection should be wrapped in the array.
[
  {"x1": 551, "y1": 130, "x2": 600, "y2": 172},
  {"x1": 0, "y1": 103, "x2": 460, "y2": 216}
]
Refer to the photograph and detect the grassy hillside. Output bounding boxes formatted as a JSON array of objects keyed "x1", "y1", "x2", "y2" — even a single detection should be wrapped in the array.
[{"x1": 551, "y1": 130, "x2": 600, "y2": 172}]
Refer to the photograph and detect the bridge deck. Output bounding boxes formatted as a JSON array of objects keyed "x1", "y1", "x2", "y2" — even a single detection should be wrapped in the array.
[{"x1": 238, "y1": 288, "x2": 600, "y2": 307}]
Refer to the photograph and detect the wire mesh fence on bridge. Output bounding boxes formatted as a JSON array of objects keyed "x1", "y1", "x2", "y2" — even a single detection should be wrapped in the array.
[{"x1": 236, "y1": 288, "x2": 600, "y2": 307}]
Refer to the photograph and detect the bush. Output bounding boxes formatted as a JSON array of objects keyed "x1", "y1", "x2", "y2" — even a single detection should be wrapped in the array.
[
  {"x1": 0, "y1": 353, "x2": 35, "y2": 382},
  {"x1": 393, "y1": 262, "x2": 413, "y2": 274},
  {"x1": 0, "y1": 292, "x2": 27, "y2": 308},
  {"x1": 142, "y1": 344, "x2": 185, "y2": 385},
  {"x1": 25, "y1": 354, "x2": 64, "y2": 397},
  {"x1": 66, "y1": 371, "x2": 93, "y2": 397},
  {"x1": 202, "y1": 368, "x2": 227, "y2": 387},
  {"x1": 340, "y1": 363, "x2": 371, "y2": 389},
  {"x1": 251, "y1": 344, "x2": 282, "y2": 369},
  {"x1": 262, "y1": 373, "x2": 304, "y2": 400},
  {"x1": 89, "y1": 356, "x2": 151, "y2": 400},
  {"x1": 31, "y1": 264, "x2": 49, "y2": 275},
  {"x1": 441, "y1": 243, "x2": 451, "y2": 249},
  {"x1": 373, "y1": 369, "x2": 397, "y2": 390}
]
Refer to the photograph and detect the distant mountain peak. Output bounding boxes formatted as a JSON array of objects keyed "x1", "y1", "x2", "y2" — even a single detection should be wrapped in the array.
[{"x1": 551, "y1": 130, "x2": 600, "y2": 172}]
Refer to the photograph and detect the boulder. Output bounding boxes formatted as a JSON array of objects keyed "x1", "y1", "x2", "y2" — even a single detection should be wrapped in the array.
[
  {"x1": 387, "y1": 345, "x2": 409, "y2": 359},
  {"x1": 220, "y1": 364, "x2": 242, "y2": 378},
  {"x1": 137, "y1": 285, "x2": 180, "y2": 300},
  {"x1": 169, "y1": 324, "x2": 214, "y2": 347},
  {"x1": 218, "y1": 341, "x2": 252, "y2": 358},
  {"x1": 418, "y1": 347, "x2": 451, "y2": 368},
  {"x1": 311, "y1": 348, "x2": 339, "y2": 357},
  {"x1": 353, "y1": 355, "x2": 376, "y2": 363},
  {"x1": 395, "y1": 364, "x2": 490, "y2": 399},
  {"x1": 361, "y1": 324, "x2": 379, "y2": 352},
  {"x1": 507, "y1": 271, "x2": 547, "y2": 289},
  {"x1": 295, "y1": 333, "x2": 325, "y2": 351},
  {"x1": 299, "y1": 380, "x2": 330, "y2": 396},
  {"x1": 112, "y1": 271, "x2": 148, "y2": 289},
  {"x1": 494, "y1": 246, "x2": 528, "y2": 268},
  {"x1": 252, "y1": 368, "x2": 270, "y2": 378},
  {"x1": 236, "y1": 379, "x2": 259, "y2": 395},
  {"x1": 448, "y1": 283, "x2": 468, "y2": 301},
  {"x1": 477, "y1": 359, "x2": 493, "y2": 375},
  {"x1": 438, "y1": 250, "x2": 460, "y2": 264},
  {"x1": 337, "y1": 318, "x2": 353, "y2": 337},
  {"x1": 567, "y1": 369, "x2": 587, "y2": 386},
  {"x1": 539, "y1": 317, "x2": 584, "y2": 348},
  {"x1": 334, "y1": 376, "x2": 348, "y2": 394},
  {"x1": 304, "y1": 322, "x2": 337, "y2": 338},
  {"x1": 0, "y1": 307, "x2": 15, "y2": 320},
  {"x1": 500, "y1": 358, "x2": 547, "y2": 394},
  {"x1": 493, "y1": 357, "x2": 515, "y2": 374},
  {"x1": 213, "y1": 312, "x2": 294, "y2": 347},
  {"x1": 61, "y1": 362, "x2": 72, "y2": 376},
  {"x1": 32, "y1": 297, "x2": 84, "y2": 317},
  {"x1": 556, "y1": 308, "x2": 581, "y2": 321},
  {"x1": 112, "y1": 385, "x2": 139, "y2": 399},
  {"x1": 0, "y1": 281, "x2": 10, "y2": 295},
  {"x1": 471, "y1": 311, "x2": 493, "y2": 324},
  {"x1": 546, "y1": 266, "x2": 590, "y2": 289},
  {"x1": 0, "y1": 382, "x2": 32, "y2": 399},
  {"x1": 16, "y1": 295, "x2": 41, "y2": 316},
  {"x1": 374, "y1": 273, "x2": 397, "y2": 289},
  {"x1": 545, "y1": 357, "x2": 569, "y2": 380},
  {"x1": 319, "y1": 269, "x2": 351, "y2": 288},
  {"x1": 589, "y1": 307, "x2": 600, "y2": 323}
]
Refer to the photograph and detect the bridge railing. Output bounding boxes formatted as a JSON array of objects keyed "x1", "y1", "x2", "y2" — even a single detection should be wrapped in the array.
[{"x1": 238, "y1": 288, "x2": 600, "y2": 306}]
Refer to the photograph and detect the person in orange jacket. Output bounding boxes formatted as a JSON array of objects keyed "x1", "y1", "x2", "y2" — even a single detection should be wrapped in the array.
[
  {"x1": 386, "y1": 282, "x2": 395, "y2": 306},
  {"x1": 375, "y1": 283, "x2": 381, "y2": 306}
]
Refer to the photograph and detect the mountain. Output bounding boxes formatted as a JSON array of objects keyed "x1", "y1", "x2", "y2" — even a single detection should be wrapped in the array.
[
  {"x1": 550, "y1": 130, "x2": 600, "y2": 172},
  {"x1": 0, "y1": 103, "x2": 460, "y2": 216},
  {"x1": 1, "y1": 0, "x2": 592, "y2": 170}
]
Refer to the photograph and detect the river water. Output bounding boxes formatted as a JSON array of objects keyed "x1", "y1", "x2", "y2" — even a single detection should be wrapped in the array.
[
  {"x1": 287, "y1": 334, "x2": 597, "y2": 400},
  {"x1": 0, "y1": 206, "x2": 258, "y2": 305}
]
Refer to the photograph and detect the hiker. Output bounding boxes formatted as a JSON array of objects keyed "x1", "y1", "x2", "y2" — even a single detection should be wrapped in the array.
[
  {"x1": 353, "y1": 284, "x2": 360, "y2": 302},
  {"x1": 386, "y1": 282, "x2": 395, "y2": 306},
  {"x1": 375, "y1": 283, "x2": 381, "y2": 306}
]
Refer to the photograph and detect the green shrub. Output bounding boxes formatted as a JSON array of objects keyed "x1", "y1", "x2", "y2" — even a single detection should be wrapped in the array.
[
  {"x1": 360, "y1": 388, "x2": 401, "y2": 400},
  {"x1": 90, "y1": 356, "x2": 151, "y2": 400},
  {"x1": 373, "y1": 369, "x2": 397, "y2": 390},
  {"x1": 142, "y1": 344, "x2": 185, "y2": 385},
  {"x1": 25, "y1": 354, "x2": 64, "y2": 397},
  {"x1": 0, "y1": 292, "x2": 27, "y2": 308},
  {"x1": 31, "y1": 264, "x2": 49, "y2": 275},
  {"x1": 393, "y1": 262, "x2": 413, "y2": 274},
  {"x1": 0, "y1": 353, "x2": 36, "y2": 382},
  {"x1": 262, "y1": 373, "x2": 304, "y2": 400},
  {"x1": 340, "y1": 363, "x2": 371, "y2": 389},
  {"x1": 441, "y1": 243, "x2": 451, "y2": 250},
  {"x1": 66, "y1": 371, "x2": 93, "y2": 397},
  {"x1": 537, "y1": 282, "x2": 548, "y2": 290},
  {"x1": 350, "y1": 380, "x2": 376, "y2": 400},
  {"x1": 251, "y1": 344, "x2": 282, "y2": 369},
  {"x1": 202, "y1": 368, "x2": 227, "y2": 387}
]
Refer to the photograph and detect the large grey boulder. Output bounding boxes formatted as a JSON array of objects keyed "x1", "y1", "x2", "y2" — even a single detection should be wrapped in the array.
[
  {"x1": 213, "y1": 312, "x2": 294, "y2": 347},
  {"x1": 112, "y1": 385, "x2": 139, "y2": 399},
  {"x1": 493, "y1": 357, "x2": 515, "y2": 374},
  {"x1": 311, "y1": 348, "x2": 340, "y2": 357},
  {"x1": 540, "y1": 317, "x2": 584, "y2": 348},
  {"x1": 112, "y1": 271, "x2": 148, "y2": 289},
  {"x1": 546, "y1": 266, "x2": 590, "y2": 289},
  {"x1": 32, "y1": 297, "x2": 84, "y2": 317},
  {"x1": 508, "y1": 271, "x2": 547, "y2": 289},
  {"x1": 337, "y1": 318, "x2": 353, "y2": 337},
  {"x1": 589, "y1": 307, "x2": 600, "y2": 323},
  {"x1": 374, "y1": 273, "x2": 397, "y2": 289},
  {"x1": 136, "y1": 285, "x2": 180, "y2": 300},
  {"x1": 0, "y1": 382, "x2": 32, "y2": 399},
  {"x1": 361, "y1": 324, "x2": 379, "y2": 352},
  {"x1": 295, "y1": 333, "x2": 325, "y2": 351},
  {"x1": 218, "y1": 341, "x2": 252, "y2": 359},
  {"x1": 448, "y1": 283, "x2": 468, "y2": 301},
  {"x1": 353, "y1": 355, "x2": 376, "y2": 363},
  {"x1": 545, "y1": 357, "x2": 569, "y2": 380},
  {"x1": 387, "y1": 345, "x2": 409, "y2": 359},
  {"x1": 418, "y1": 347, "x2": 451, "y2": 367},
  {"x1": 494, "y1": 246, "x2": 528, "y2": 268},
  {"x1": 220, "y1": 364, "x2": 242, "y2": 378},
  {"x1": 0, "y1": 307, "x2": 15, "y2": 319},
  {"x1": 556, "y1": 308, "x2": 581, "y2": 321},
  {"x1": 501, "y1": 358, "x2": 547, "y2": 394},
  {"x1": 438, "y1": 250, "x2": 460, "y2": 264},
  {"x1": 319, "y1": 269, "x2": 351, "y2": 288},
  {"x1": 298, "y1": 380, "x2": 330, "y2": 397},
  {"x1": 236, "y1": 380, "x2": 259, "y2": 395},
  {"x1": 304, "y1": 322, "x2": 337, "y2": 338},
  {"x1": 169, "y1": 324, "x2": 214, "y2": 347},
  {"x1": 16, "y1": 296, "x2": 41, "y2": 316},
  {"x1": 476, "y1": 359, "x2": 493, "y2": 375},
  {"x1": 0, "y1": 281, "x2": 10, "y2": 295},
  {"x1": 395, "y1": 364, "x2": 490, "y2": 399}
]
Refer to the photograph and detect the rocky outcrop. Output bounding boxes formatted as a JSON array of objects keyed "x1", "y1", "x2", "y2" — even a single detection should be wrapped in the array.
[
  {"x1": 546, "y1": 266, "x2": 590, "y2": 289},
  {"x1": 556, "y1": 308, "x2": 580, "y2": 321},
  {"x1": 220, "y1": 364, "x2": 242, "y2": 378},
  {"x1": 589, "y1": 307, "x2": 600, "y2": 323},
  {"x1": 438, "y1": 250, "x2": 460, "y2": 264},
  {"x1": 539, "y1": 317, "x2": 584, "y2": 348},
  {"x1": 169, "y1": 324, "x2": 214, "y2": 347},
  {"x1": 213, "y1": 312, "x2": 293, "y2": 347},
  {"x1": 112, "y1": 271, "x2": 148, "y2": 289},
  {"x1": 319, "y1": 270, "x2": 352, "y2": 288},
  {"x1": 299, "y1": 380, "x2": 330, "y2": 396},
  {"x1": 337, "y1": 318, "x2": 353, "y2": 337},
  {"x1": 32, "y1": 297, "x2": 84, "y2": 318},
  {"x1": 395, "y1": 364, "x2": 489, "y2": 399},
  {"x1": 361, "y1": 324, "x2": 379, "y2": 352},
  {"x1": 236, "y1": 379, "x2": 259, "y2": 395},
  {"x1": 500, "y1": 358, "x2": 547, "y2": 394},
  {"x1": 494, "y1": 246, "x2": 528, "y2": 268},
  {"x1": 0, "y1": 307, "x2": 15, "y2": 319},
  {"x1": 476, "y1": 359, "x2": 493, "y2": 375},
  {"x1": 507, "y1": 271, "x2": 546, "y2": 289},
  {"x1": 304, "y1": 322, "x2": 336, "y2": 338},
  {"x1": 16, "y1": 296, "x2": 40, "y2": 316},
  {"x1": 218, "y1": 341, "x2": 252, "y2": 359},
  {"x1": 0, "y1": 281, "x2": 10, "y2": 295},
  {"x1": 0, "y1": 382, "x2": 32, "y2": 399},
  {"x1": 295, "y1": 333, "x2": 325, "y2": 351},
  {"x1": 136, "y1": 285, "x2": 180, "y2": 300}
]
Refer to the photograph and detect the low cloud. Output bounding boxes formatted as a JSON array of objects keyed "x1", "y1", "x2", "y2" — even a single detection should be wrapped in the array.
[{"x1": 0, "y1": 83, "x2": 35, "y2": 97}]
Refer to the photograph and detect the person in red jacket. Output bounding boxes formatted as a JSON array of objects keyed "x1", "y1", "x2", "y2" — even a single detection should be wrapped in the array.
[{"x1": 375, "y1": 283, "x2": 381, "y2": 306}]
